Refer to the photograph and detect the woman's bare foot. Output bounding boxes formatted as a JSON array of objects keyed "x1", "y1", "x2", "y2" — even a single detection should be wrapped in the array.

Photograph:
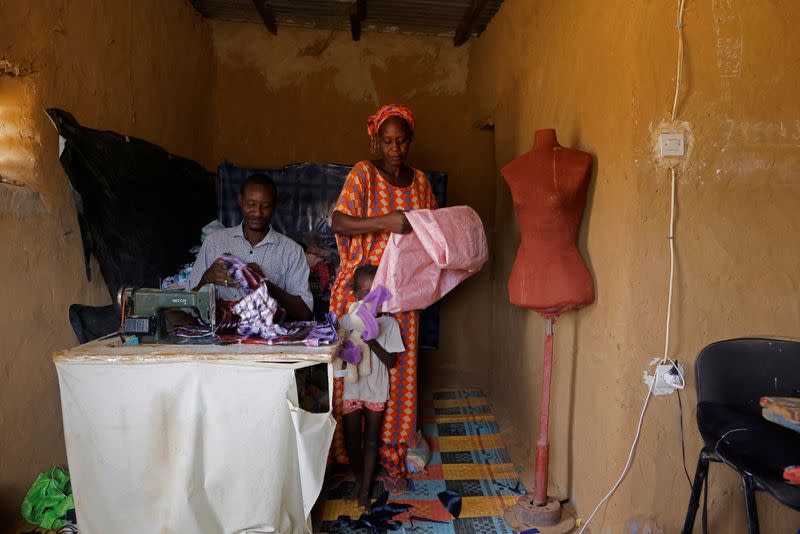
[
  {"x1": 346, "y1": 478, "x2": 362, "y2": 502},
  {"x1": 358, "y1": 492, "x2": 371, "y2": 509},
  {"x1": 357, "y1": 481, "x2": 371, "y2": 508}
]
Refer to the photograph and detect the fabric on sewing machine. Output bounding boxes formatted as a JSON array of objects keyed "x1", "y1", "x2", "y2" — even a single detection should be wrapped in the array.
[
  {"x1": 220, "y1": 253, "x2": 261, "y2": 294},
  {"x1": 210, "y1": 277, "x2": 338, "y2": 346},
  {"x1": 215, "y1": 321, "x2": 338, "y2": 347},
  {"x1": 232, "y1": 282, "x2": 279, "y2": 338}
]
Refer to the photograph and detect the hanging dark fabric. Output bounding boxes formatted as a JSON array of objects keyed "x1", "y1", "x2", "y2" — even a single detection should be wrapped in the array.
[{"x1": 47, "y1": 109, "x2": 216, "y2": 341}]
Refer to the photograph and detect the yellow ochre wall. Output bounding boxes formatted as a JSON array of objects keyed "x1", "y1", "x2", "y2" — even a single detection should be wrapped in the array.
[
  {"x1": 0, "y1": 0, "x2": 214, "y2": 522},
  {"x1": 469, "y1": 0, "x2": 800, "y2": 531},
  {"x1": 2, "y1": 0, "x2": 800, "y2": 532}
]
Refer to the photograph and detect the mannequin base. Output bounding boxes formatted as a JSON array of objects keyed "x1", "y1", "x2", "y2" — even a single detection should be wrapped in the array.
[{"x1": 504, "y1": 496, "x2": 576, "y2": 533}]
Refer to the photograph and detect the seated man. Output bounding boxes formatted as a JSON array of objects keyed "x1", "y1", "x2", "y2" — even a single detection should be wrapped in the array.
[{"x1": 189, "y1": 174, "x2": 313, "y2": 321}]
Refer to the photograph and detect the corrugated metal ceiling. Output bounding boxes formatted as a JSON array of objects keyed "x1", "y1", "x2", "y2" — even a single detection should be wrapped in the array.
[{"x1": 190, "y1": 0, "x2": 504, "y2": 40}]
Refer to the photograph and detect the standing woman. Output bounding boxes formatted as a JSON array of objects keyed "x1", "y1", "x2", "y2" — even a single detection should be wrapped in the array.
[{"x1": 330, "y1": 104, "x2": 436, "y2": 494}]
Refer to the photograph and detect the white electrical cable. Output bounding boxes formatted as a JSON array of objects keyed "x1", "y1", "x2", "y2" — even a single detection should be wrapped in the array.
[
  {"x1": 663, "y1": 0, "x2": 685, "y2": 362},
  {"x1": 578, "y1": 3, "x2": 686, "y2": 532},
  {"x1": 578, "y1": 380, "x2": 656, "y2": 533},
  {"x1": 661, "y1": 168, "x2": 677, "y2": 364},
  {"x1": 578, "y1": 171, "x2": 678, "y2": 533},
  {"x1": 671, "y1": 0, "x2": 687, "y2": 122}
]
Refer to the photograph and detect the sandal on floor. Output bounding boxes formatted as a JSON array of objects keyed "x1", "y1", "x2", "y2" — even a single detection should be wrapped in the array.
[{"x1": 382, "y1": 476, "x2": 408, "y2": 496}]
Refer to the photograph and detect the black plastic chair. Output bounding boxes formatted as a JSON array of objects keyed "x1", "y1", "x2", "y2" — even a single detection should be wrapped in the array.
[{"x1": 682, "y1": 338, "x2": 800, "y2": 533}]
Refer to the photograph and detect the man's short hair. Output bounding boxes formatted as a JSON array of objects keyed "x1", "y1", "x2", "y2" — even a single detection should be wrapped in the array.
[{"x1": 240, "y1": 173, "x2": 277, "y2": 196}]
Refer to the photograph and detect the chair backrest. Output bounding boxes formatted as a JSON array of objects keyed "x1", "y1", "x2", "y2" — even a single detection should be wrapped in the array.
[{"x1": 696, "y1": 338, "x2": 800, "y2": 416}]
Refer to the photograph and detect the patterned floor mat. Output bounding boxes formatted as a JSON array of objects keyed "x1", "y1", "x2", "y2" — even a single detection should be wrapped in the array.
[{"x1": 313, "y1": 389, "x2": 525, "y2": 533}]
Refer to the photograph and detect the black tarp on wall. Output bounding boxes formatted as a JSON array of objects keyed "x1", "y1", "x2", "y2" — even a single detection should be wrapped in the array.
[{"x1": 48, "y1": 109, "x2": 216, "y2": 342}]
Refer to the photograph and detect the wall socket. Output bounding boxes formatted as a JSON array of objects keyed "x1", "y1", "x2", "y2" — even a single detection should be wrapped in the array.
[
  {"x1": 659, "y1": 133, "x2": 685, "y2": 157},
  {"x1": 643, "y1": 361, "x2": 684, "y2": 396},
  {"x1": 653, "y1": 364, "x2": 676, "y2": 395}
]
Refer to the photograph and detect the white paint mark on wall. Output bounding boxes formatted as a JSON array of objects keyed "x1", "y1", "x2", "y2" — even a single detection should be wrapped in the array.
[
  {"x1": 712, "y1": 0, "x2": 743, "y2": 78},
  {"x1": 721, "y1": 117, "x2": 800, "y2": 148},
  {"x1": 0, "y1": 182, "x2": 43, "y2": 217}
]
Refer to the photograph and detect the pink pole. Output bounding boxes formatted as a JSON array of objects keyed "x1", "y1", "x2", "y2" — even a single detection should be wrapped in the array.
[{"x1": 533, "y1": 317, "x2": 555, "y2": 506}]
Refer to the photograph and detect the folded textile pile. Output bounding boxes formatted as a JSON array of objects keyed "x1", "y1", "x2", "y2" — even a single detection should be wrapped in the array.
[{"x1": 216, "y1": 320, "x2": 338, "y2": 346}]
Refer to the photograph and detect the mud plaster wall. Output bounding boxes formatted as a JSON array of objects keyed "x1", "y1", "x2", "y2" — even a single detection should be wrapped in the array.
[
  {"x1": 210, "y1": 22, "x2": 496, "y2": 389},
  {"x1": 468, "y1": 0, "x2": 800, "y2": 531},
  {"x1": 0, "y1": 0, "x2": 214, "y2": 520}
]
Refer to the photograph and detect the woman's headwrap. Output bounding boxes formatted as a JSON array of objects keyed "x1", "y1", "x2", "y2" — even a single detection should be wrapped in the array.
[{"x1": 367, "y1": 104, "x2": 416, "y2": 152}]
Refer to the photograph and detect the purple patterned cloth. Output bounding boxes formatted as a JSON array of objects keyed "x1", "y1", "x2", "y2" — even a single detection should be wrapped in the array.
[
  {"x1": 220, "y1": 253, "x2": 261, "y2": 294},
  {"x1": 208, "y1": 259, "x2": 340, "y2": 346},
  {"x1": 231, "y1": 281, "x2": 278, "y2": 338},
  {"x1": 215, "y1": 282, "x2": 339, "y2": 346},
  {"x1": 216, "y1": 319, "x2": 338, "y2": 346}
]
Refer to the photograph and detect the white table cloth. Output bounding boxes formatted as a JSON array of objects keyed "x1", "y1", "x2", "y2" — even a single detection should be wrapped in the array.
[{"x1": 54, "y1": 339, "x2": 338, "y2": 534}]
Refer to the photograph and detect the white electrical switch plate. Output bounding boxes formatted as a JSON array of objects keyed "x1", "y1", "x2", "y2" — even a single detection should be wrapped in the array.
[{"x1": 659, "y1": 133, "x2": 685, "y2": 157}]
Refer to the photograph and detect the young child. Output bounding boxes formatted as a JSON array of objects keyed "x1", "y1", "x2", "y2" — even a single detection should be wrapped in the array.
[{"x1": 340, "y1": 264, "x2": 404, "y2": 508}]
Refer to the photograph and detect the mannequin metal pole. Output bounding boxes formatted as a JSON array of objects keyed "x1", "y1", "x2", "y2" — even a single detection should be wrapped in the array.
[
  {"x1": 534, "y1": 317, "x2": 555, "y2": 505},
  {"x1": 504, "y1": 316, "x2": 570, "y2": 530}
]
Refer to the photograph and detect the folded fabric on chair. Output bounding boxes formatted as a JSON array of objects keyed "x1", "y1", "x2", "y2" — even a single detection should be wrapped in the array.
[{"x1": 373, "y1": 206, "x2": 488, "y2": 313}]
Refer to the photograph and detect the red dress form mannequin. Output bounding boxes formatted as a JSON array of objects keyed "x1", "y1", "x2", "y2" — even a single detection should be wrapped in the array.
[
  {"x1": 501, "y1": 129, "x2": 595, "y2": 524},
  {"x1": 502, "y1": 128, "x2": 594, "y2": 314}
]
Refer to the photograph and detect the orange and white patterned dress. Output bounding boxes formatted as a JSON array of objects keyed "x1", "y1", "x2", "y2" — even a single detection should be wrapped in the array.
[{"x1": 330, "y1": 160, "x2": 437, "y2": 477}]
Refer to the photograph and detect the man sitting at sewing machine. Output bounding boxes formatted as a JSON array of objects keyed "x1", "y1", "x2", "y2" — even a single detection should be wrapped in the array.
[{"x1": 188, "y1": 174, "x2": 313, "y2": 321}]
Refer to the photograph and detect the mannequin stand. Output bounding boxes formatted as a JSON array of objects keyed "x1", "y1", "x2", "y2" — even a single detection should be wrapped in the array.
[{"x1": 504, "y1": 318, "x2": 575, "y2": 532}]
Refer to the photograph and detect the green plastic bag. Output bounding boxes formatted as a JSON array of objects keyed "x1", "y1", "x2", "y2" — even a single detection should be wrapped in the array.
[{"x1": 20, "y1": 467, "x2": 75, "y2": 530}]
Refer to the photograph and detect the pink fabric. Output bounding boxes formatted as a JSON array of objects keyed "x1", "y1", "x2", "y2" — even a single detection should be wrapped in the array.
[{"x1": 373, "y1": 206, "x2": 488, "y2": 313}]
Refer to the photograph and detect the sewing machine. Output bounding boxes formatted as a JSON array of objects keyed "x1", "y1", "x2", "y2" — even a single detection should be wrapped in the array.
[{"x1": 118, "y1": 287, "x2": 216, "y2": 343}]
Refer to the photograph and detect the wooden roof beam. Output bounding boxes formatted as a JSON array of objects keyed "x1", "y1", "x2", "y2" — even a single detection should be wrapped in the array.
[
  {"x1": 350, "y1": 0, "x2": 367, "y2": 41},
  {"x1": 453, "y1": 0, "x2": 490, "y2": 47},
  {"x1": 252, "y1": 0, "x2": 278, "y2": 35}
]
